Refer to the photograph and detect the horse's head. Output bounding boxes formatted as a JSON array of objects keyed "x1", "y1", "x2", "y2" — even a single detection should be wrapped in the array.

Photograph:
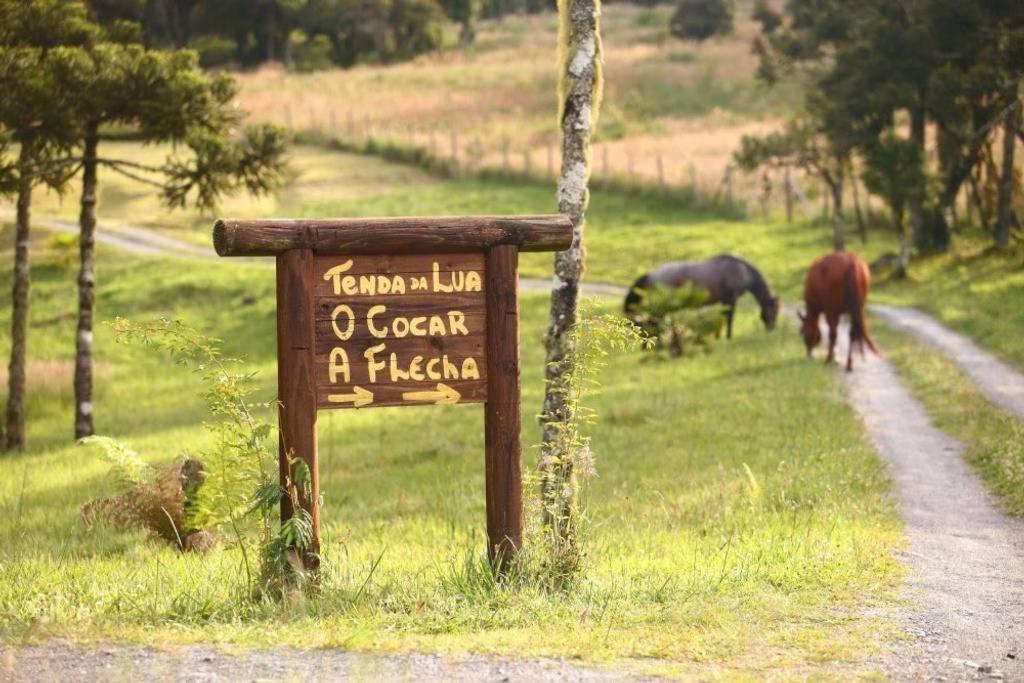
[
  {"x1": 797, "y1": 310, "x2": 820, "y2": 356},
  {"x1": 761, "y1": 296, "x2": 782, "y2": 331}
]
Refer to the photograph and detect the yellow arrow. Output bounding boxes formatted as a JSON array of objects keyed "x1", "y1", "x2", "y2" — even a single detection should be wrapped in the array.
[
  {"x1": 327, "y1": 385, "x2": 374, "y2": 407},
  {"x1": 402, "y1": 382, "x2": 461, "y2": 405}
]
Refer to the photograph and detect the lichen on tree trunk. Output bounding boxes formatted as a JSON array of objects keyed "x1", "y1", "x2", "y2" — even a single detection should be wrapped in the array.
[
  {"x1": 74, "y1": 122, "x2": 99, "y2": 439},
  {"x1": 5, "y1": 142, "x2": 34, "y2": 451},
  {"x1": 539, "y1": 0, "x2": 602, "y2": 538}
]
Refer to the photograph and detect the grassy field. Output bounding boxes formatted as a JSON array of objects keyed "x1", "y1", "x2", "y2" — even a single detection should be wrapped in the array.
[
  {"x1": 0, "y1": 154, "x2": 905, "y2": 676},
  {"x1": 233, "y1": 2, "x2": 800, "y2": 201},
  {"x1": 874, "y1": 238, "x2": 1024, "y2": 369}
]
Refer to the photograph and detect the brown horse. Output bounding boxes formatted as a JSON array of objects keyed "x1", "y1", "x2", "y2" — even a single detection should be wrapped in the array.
[{"x1": 798, "y1": 252, "x2": 879, "y2": 371}]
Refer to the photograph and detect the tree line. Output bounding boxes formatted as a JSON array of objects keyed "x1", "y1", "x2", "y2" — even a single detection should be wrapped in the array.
[
  {"x1": 85, "y1": 0, "x2": 561, "y2": 70},
  {"x1": 0, "y1": 0, "x2": 288, "y2": 452},
  {"x1": 731, "y1": 0, "x2": 1023, "y2": 271}
]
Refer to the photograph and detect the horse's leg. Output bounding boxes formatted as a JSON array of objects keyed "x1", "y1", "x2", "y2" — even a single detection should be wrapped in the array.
[
  {"x1": 726, "y1": 305, "x2": 735, "y2": 339},
  {"x1": 825, "y1": 313, "x2": 838, "y2": 364},
  {"x1": 846, "y1": 327, "x2": 855, "y2": 372}
]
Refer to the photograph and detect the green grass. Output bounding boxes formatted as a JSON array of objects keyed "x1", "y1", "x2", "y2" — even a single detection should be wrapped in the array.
[
  {"x1": 874, "y1": 323, "x2": 1024, "y2": 516},
  {"x1": 875, "y1": 236, "x2": 1024, "y2": 369},
  {"x1": 0, "y1": 159, "x2": 903, "y2": 676}
]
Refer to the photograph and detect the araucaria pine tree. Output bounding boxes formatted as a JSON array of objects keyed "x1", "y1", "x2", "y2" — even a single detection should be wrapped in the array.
[{"x1": 0, "y1": 0, "x2": 97, "y2": 451}]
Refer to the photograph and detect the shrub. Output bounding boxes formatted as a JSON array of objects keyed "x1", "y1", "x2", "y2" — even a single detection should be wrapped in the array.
[
  {"x1": 80, "y1": 437, "x2": 208, "y2": 551},
  {"x1": 189, "y1": 35, "x2": 237, "y2": 69},
  {"x1": 290, "y1": 31, "x2": 334, "y2": 73},
  {"x1": 670, "y1": 0, "x2": 733, "y2": 42},
  {"x1": 626, "y1": 282, "x2": 726, "y2": 356}
]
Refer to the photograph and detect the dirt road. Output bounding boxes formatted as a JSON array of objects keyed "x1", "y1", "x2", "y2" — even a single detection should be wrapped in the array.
[
  {"x1": 872, "y1": 304, "x2": 1024, "y2": 420},
  {"x1": 834, "y1": 322, "x2": 1024, "y2": 681},
  {"x1": 0, "y1": 642, "x2": 651, "y2": 682}
]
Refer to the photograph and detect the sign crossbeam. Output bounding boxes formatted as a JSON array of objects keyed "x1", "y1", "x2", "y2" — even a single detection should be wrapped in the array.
[{"x1": 214, "y1": 215, "x2": 572, "y2": 570}]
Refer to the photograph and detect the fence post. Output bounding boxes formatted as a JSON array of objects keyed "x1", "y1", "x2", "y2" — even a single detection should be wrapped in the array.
[
  {"x1": 784, "y1": 166, "x2": 794, "y2": 223},
  {"x1": 450, "y1": 128, "x2": 459, "y2": 176}
]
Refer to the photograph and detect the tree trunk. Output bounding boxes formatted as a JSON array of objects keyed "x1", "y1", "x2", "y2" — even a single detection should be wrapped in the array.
[
  {"x1": 74, "y1": 122, "x2": 99, "y2": 440},
  {"x1": 996, "y1": 94, "x2": 1019, "y2": 250},
  {"x1": 539, "y1": 0, "x2": 601, "y2": 536},
  {"x1": 896, "y1": 206, "x2": 909, "y2": 278},
  {"x1": 5, "y1": 142, "x2": 34, "y2": 451},
  {"x1": 830, "y1": 172, "x2": 845, "y2": 252},
  {"x1": 909, "y1": 104, "x2": 926, "y2": 248},
  {"x1": 850, "y1": 161, "x2": 866, "y2": 243}
]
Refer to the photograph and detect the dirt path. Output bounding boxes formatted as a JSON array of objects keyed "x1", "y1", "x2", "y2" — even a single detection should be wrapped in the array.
[
  {"x1": 872, "y1": 304, "x2": 1024, "y2": 420},
  {"x1": 0, "y1": 642, "x2": 652, "y2": 682},
  {"x1": 830, "y1": 322, "x2": 1024, "y2": 681}
]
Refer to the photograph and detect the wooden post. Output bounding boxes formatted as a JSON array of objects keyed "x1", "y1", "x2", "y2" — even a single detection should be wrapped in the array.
[
  {"x1": 275, "y1": 249, "x2": 320, "y2": 570},
  {"x1": 450, "y1": 129, "x2": 459, "y2": 176},
  {"x1": 484, "y1": 245, "x2": 522, "y2": 565},
  {"x1": 784, "y1": 166, "x2": 794, "y2": 223}
]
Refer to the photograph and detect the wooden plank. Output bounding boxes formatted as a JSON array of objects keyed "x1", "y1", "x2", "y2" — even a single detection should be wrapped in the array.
[
  {"x1": 314, "y1": 335, "x2": 485, "y2": 362},
  {"x1": 315, "y1": 252, "x2": 485, "y2": 278},
  {"x1": 316, "y1": 379, "x2": 487, "y2": 410},
  {"x1": 314, "y1": 293, "x2": 486, "y2": 314},
  {"x1": 214, "y1": 215, "x2": 573, "y2": 257},
  {"x1": 313, "y1": 301, "x2": 486, "y2": 325},
  {"x1": 483, "y1": 245, "x2": 522, "y2": 566},
  {"x1": 314, "y1": 316, "x2": 486, "y2": 346},
  {"x1": 314, "y1": 253, "x2": 485, "y2": 298},
  {"x1": 276, "y1": 249, "x2": 320, "y2": 570}
]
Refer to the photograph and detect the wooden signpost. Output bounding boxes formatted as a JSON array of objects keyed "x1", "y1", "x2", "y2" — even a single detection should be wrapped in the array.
[{"x1": 213, "y1": 216, "x2": 572, "y2": 568}]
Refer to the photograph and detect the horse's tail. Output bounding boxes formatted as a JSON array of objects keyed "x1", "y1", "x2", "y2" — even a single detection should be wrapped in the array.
[
  {"x1": 845, "y1": 261, "x2": 879, "y2": 356},
  {"x1": 624, "y1": 274, "x2": 650, "y2": 318}
]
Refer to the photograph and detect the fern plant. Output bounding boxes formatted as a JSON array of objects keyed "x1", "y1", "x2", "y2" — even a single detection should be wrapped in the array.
[{"x1": 97, "y1": 317, "x2": 318, "y2": 596}]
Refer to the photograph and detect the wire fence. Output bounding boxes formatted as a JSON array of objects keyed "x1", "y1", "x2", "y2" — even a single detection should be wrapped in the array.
[{"x1": 272, "y1": 103, "x2": 893, "y2": 225}]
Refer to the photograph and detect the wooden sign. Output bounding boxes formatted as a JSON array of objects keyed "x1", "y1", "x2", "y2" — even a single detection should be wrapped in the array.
[
  {"x1": 314, "y1": 253, "x2": 487, "y2": 409},
  {"x1": 214, "y1": 215, "x2": 572, "y2": 570}
]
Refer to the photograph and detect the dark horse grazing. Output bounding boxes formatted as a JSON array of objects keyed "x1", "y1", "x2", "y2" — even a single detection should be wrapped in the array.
[
  {"x1": 623, "y1": 254, "x2": 781, "y2": 338},
  {"x1": 798, "y1": 251, "x2": 879, "y2": 371}
]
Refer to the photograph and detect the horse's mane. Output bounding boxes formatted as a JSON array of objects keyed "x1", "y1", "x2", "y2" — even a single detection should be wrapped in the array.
[{"x1": 715, "y1": 254, "x2": 774, "y2": 307}]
